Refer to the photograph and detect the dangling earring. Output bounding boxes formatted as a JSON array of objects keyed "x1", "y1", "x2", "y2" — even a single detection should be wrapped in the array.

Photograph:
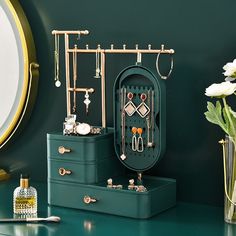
[
  {"x1": 137, "y1": 93, "x2": 150, "y2": 118},
  {"x1": 124, "y1": 92, "x2": 136, "y2": 116},
  {"x1": 84, "y1": 89, "x2": 91, "y2": 115},
  {"x1": 137, "y1": 128, "x2": 144, "y2": 152},
  {"x1": 54, "y1": 33, "x2": 61, "y2": 87},
  {"x1": 131, "y1": 127, "x2": 138, "y2": 151},
  {"x1": 94, "y1": 47, "x2": 101, "y2": 79}
]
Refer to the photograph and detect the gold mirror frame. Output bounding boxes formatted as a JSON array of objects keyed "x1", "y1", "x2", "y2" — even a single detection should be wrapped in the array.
[{"x1": 0, "y1": 0, "x2": 39, "y2": 148}]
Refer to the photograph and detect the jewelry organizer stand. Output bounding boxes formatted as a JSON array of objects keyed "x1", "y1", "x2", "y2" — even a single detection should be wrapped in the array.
[{"x1": 47, "y1": 30, "x2": 176, "y2": 219}]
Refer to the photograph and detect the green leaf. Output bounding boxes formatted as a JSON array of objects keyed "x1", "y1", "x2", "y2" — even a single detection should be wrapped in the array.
[
  {"x1": 225, "y1": 105, "x2": 236, "y2": 136},
  {"x1": 229, "y1": 106, "x2": 236, "y2": 119},
  {"x1": 204, "y1": 101, "x2": 228, "y2": 134}
]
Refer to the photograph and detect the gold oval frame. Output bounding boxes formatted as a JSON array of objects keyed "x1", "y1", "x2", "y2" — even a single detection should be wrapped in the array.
[{"x1": 0, "y1": 0, "x2": 39, "y2": 148}]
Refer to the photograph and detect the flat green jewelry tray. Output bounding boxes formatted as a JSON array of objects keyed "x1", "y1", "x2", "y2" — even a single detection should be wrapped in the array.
[{"x1": 48, "y1": 175, "x2": 176, "y2": 219}]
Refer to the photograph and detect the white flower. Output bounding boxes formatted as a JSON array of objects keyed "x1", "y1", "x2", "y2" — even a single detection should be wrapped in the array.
[
  {"x1": 223, "y1": 59, "x2": 236, "y2": 80},
  {"x1": 205, "y1": 81, "x2": 236, "y2": 97}
]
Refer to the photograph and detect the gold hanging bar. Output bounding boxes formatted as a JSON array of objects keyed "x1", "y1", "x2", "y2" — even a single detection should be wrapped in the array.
[
  {"x1": 68, "y1": 88, "x2": 94, "y2": 93},
  {"x1": 52, "y1": 28, "x2": 175, "y2": 129},
  {"x1": 67, "y1": 48, "x2": 175, "y2": 54},
  {"x1": 105, "y1": 49, "x2": 175, "y2": 54},
  {"x1": 67, "y1": 49, "x2": 99, "y2": 53},
  {"x1": 52, "y1": 30, "x2": 89, "y2": 35}
]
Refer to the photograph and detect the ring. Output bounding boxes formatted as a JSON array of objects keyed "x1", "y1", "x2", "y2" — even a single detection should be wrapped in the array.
[
  {"x1": 76, "y1": 123, "x2": 102, "y2": 135},
  {"x1": 136, "y1": 185, "x2": 147, "y2": 192},
  {"x1": 76, "y1": 123, "x2": 91, "y2": 135}
]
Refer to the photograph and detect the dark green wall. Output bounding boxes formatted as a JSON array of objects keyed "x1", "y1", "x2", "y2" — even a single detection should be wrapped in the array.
[{"x1": 1, "y1": 0, "x2": 235, "y2": 206}]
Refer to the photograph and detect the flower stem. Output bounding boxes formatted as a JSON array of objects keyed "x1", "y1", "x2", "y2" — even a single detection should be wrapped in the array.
[{"x1": 222, "y1": 97, "x2": 236, "y2": 141}]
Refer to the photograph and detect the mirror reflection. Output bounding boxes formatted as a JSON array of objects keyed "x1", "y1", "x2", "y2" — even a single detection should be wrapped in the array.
[{"x1": 0, "y1": 0, "x2": 39, "y2": 148}]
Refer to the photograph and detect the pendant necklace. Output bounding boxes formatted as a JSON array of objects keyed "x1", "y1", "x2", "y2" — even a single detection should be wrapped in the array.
[{"x1": 120, "y1": 87, "x2": 127, "y2": 160}]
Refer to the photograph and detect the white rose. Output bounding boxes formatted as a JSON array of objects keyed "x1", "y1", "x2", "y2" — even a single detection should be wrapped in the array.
[
  {"x1": 223, "y1": 59, "x2": 236, "y2": 80},
  {"x1": 205, "y1": 81, "x2": 236, "y2": 97}
]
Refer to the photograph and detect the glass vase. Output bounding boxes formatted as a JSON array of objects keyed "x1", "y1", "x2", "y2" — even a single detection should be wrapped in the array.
[{"x1": 222, "y1": 136, "x2": 236, "y2": 224}]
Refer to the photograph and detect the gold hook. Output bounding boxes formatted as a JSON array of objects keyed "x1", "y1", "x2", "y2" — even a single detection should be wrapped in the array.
[{"x1": 219, "y1": 139, "x2": 226, "y2": 145}]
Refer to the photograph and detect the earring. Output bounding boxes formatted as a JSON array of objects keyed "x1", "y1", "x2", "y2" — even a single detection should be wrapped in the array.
[
  {"x1": 128, "y1": 179, "x2": 135, "y2": 190},
  {"x1": 107, "y1": 178, "x2": 113, "y2": 188},
  {"x1": 84, "y1": 89, "x2": 91, "y2": 115},
  {"x1": 124, "y1": 92, "x2": 136, "y2": 116},
  {"x1": 94, "y1": 47, "x2": 101, "y2": 79},
  {"x1": 136, "y1": 93, "x2": 150, "y2": 118},
  {"x1": 137, "y1": 128, "x2": 144, "y2": 152},
  {"x1": 131, "y1": 127, "x2": 138, "y2": 151}
]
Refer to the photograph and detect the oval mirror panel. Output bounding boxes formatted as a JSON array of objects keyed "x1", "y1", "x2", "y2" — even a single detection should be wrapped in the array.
[{"x1": 0, "y1": 0, "x2": 39, "y2": 148}]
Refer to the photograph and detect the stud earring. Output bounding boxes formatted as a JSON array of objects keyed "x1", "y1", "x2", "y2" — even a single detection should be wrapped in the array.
[
  {"x1": 124, "y1": 92, "x2": 136, "y2": 116},
  {"x1": 136, "y1": 93, "x2": 150, "y2": 118},
  {"x1": 84, "y1": 89, "x2": 91, "y2": 115},
  {"x1": 128, "y1": 179, "x2": 135, "y2": 190},
  {"x1": 131, "y1": 127, "x2": 138, "y2": 151},
  {"x1": 107, "y1": 178, "x2": 113, "y2": 188},
  {"x1": 137, "y1": 128, "x2": 144, "y2": 152}
]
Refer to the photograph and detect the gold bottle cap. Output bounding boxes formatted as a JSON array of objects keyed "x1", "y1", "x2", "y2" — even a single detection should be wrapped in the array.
[{"x1": 20, "y1": 174, "x2": 29, "y2": 188}]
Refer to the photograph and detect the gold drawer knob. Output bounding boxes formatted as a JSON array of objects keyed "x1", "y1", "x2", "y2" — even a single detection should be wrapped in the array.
[
  {"x1": 58, "y1": 167, "x2": 72, "y2": 176},
  {"x1": 83, "y1": 195, "x2": 97, "y2": 204},
  {"x1": 58, "y1": 146, "x2": 71, "y2": 154}
]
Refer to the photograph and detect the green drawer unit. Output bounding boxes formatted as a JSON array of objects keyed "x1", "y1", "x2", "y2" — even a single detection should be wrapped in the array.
[
  {"x1": 48, "y1": 158, "x2": 122, "y2": 184},
  {"x1": 47, "y1": 129, "x2": 124, "y2": 184},
  {"x1": 47, "y1": 128, "x2": 115, "y2": 162},
  {"x1": 48, "y1": 175, "x2": 176, "y2": 219}
]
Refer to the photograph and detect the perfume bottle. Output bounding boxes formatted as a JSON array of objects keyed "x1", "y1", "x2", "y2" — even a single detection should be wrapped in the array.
[{"x1": 13, "y1": 174, "x2": 37, "y2": 214}]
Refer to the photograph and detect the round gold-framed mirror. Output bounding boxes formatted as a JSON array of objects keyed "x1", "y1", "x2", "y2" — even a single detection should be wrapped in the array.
[{"x1": 0, "y1": 0, "x2": 39, "y2": 148}]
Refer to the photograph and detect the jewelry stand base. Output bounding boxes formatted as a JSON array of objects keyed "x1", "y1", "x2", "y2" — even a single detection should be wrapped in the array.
[{"x1": 48, "y1": 175, "x2": 176, "y2": 219}]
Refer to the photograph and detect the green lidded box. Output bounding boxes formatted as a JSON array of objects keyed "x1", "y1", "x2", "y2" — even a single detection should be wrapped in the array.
[
  {"x1": 48, "y1": 176, "x2": 176, "y2": 219},
  {"x1": 47, "y1": 129, "x2": 123, "y2": 184}
]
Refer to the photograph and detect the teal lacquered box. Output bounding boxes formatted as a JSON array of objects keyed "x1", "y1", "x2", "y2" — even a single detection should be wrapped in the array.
[
  {"x1": 47, "y1": 130, "x2": 176, "y2": 219},
  {"x1": 48, "y1": 175, "x2": 176, "y2": 219},
  {"x1": 47, "y1": 129, "x2": 123, "y2": 184}
]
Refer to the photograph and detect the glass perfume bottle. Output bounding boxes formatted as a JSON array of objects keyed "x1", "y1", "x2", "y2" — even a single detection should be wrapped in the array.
[{"x1": 13, "y1": 174, "x2": 37, "y2": 214}]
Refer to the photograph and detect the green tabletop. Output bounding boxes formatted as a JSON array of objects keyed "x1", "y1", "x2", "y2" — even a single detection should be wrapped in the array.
[{"x1": 0, "y1": 180, "x2": 235, "y2": 236}]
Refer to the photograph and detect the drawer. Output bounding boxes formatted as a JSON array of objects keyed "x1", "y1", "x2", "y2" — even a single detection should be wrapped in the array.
[
  {"x1": 48, "y1": 158, "x2": 123, "y2": 184},
  {"x1": 48, "y1": 176, "x2": 176, "y2": 219},
  {"x1": 47, "y1": 129, "x2": 115, "y2": 162}
]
